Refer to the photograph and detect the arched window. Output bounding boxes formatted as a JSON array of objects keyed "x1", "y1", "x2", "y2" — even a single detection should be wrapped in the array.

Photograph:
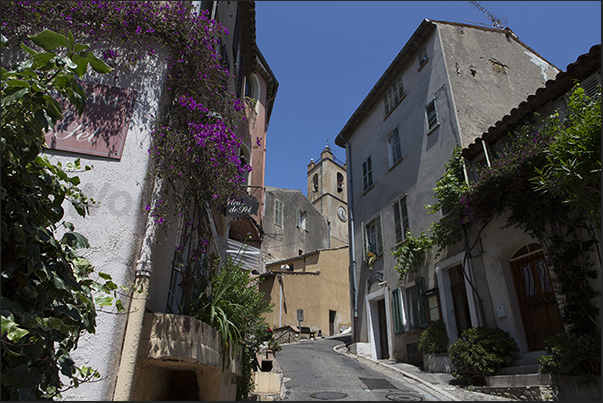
[
  {"x1": 312, "y1": 174, "x2": 318, "y2": 192},
  {"x1": 244, "y1": 76, "x2": 255, "y2": 99},
  {"x1": 337, "y1": 172, "x2": 344, "y2": 193}
]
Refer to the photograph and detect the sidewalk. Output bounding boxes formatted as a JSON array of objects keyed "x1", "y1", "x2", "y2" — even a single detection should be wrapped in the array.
[{"x1": 333, "y1": 343, "x2": 518, "y2": 401}]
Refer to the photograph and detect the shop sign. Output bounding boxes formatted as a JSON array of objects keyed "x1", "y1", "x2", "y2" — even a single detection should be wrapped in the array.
[
  {"x1": 45, "y1": 81, "x2": 137, "y2": 159},
  {"x1": 223, "y1": 195, "x2": 259, "y2": 217}
]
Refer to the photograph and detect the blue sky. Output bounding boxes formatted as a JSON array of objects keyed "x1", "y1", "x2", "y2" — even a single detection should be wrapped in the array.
[{"x1": 254, "y1": 1, "x2": 601, "y2": 196}]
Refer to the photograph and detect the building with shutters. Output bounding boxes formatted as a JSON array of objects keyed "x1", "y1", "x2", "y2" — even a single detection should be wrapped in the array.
[{"x1": 335, "y1": 19, "x2": 560, "y2": 365}]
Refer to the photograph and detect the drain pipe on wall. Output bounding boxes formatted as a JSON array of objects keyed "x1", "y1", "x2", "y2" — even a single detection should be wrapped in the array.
[
  {"x1": 344, "y1": 140, "x2": 358, "y2": 342},
  {"x1": 113, "y1": 178, "x2": 163, "y2": 401}
]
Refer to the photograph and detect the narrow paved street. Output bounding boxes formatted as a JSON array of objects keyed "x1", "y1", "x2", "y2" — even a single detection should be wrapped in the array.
[{"x1": 275, "y1": 336, "x2": 454, "y2": 401}]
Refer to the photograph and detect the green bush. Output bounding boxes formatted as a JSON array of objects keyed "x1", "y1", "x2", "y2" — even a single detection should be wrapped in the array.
[
  {"x1": 448, "y1": 326, "x2": 519, "y2": 385},
  {"x1": 539, "y1": 332, "x2": 601, "y2": 377},
  {"x1": 417, "y1": 319, "x2": 449, "y2": 354}
]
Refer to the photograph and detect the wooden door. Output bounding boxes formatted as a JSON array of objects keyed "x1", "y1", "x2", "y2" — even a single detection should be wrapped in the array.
[
  {"x1": 377, "y1": 299, "x2": 389, "y2": 359},
  {"x1": 510, "y1": 247, "x2": 565, "y2": 351}
]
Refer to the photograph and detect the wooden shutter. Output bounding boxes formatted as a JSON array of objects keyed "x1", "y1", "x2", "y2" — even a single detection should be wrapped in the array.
[
  {"x1": 416, "y1": 277, "x2": 429, "y2": 328},
  {"x1": 375, "y1": 214, "x2": 384, "y2": 256},
  {"x1": 401, "y1": 196, "x2": 409, "y2": 241},
  {"x1": 296, "y1": 209, "x2": 301, "y2": 228},
  {"x1": 392, "y1": 288, "x2": 405, "y2": 334}
]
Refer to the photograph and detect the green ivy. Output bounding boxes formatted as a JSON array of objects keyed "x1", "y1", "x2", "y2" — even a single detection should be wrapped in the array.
[{"x1": 1, "y1": 30, "x2": 124, "y2": 400}]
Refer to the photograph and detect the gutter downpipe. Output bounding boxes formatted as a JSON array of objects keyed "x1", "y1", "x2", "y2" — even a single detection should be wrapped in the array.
[
  {"x1": 113, "y1": 178, "x2": 163, "y2": 401},
  {"x1": 344, "y1": 140, "x2": 359, "y2": 342}
]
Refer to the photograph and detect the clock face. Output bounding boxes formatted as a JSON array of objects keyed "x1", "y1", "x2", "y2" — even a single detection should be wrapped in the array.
[{"x1": 337, "y1": 206, "x2": 347, "y2": 222}]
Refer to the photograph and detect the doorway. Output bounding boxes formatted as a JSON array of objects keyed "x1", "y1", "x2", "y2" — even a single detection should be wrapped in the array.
[
  {"x1": 450, "y1": 265, "x2": 471, "y2": 338},
  {"x1": 329, "y1": 310, "x2": 336, "y2": 336},
  {"x1": 377, "y1": 299, "x2": 389, "y2": 359},
  {"x1": 510, "y1": 244, "x2": 564, "y2": 351}
]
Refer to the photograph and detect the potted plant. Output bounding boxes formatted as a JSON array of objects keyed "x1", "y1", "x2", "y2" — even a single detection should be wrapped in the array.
[{"x1": 417, "y1": 319, "x2": 453, "y2": 373}]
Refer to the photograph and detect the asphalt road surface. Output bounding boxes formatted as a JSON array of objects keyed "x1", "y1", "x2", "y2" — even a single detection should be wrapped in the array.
[{"x1": 275, "y1": 335, "x2": 454, "y2": 401}]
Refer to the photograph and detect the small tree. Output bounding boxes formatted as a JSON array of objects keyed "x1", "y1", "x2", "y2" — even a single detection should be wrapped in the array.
[
  {"x1": 189, "y1": 251, "x2": 274, "y2": 400},
  {"x1": 1, "y1": 30, "x2": 120, "y2": 400}
]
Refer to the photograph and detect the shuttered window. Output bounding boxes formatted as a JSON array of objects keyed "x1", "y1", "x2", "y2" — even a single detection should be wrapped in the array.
[
  {"x1": 274, "y1": 199, "x2": 283, "y2": 227},
  {"x1": 392, "y1": 195, "x2": 409, "y2": 244},
  {"x1": 363, "y1": 215, "x2": 384, "y2": 258},
  {"x1": 426, "y1": 99, "x2": 438, "y2": 130},
  {"x1": 392, "y1": 288, "x2": 405, "y2": 334},
  {"x1": 415, "y1": 277, "x2": 429, "y2": 328},
  {"x1": 362, "y1": 156, "x2": 373, "y2": 191}
]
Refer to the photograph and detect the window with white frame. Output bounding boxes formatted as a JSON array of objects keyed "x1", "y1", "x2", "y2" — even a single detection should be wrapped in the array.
[
  {"x1": 383, "y1": 74, "x2": 405, "y2": 116},
  {"x1": 362, "y1": 156, "x2": 373, "y2": 191},
  {"x1": 274, "y1": 199, "x2": 283, "y2": 227},
  {"x1": 296, "y1": 209, "x2": 308, "y2": 231},
  {"x1": 387, "y1": 127, "x2": 402, "y2": 167},
  {"x1": 392, "y1": 195, "x2": 409, "y2": 244},
  {"x1": 425, "y1": 99, "x2": 438, "y2": 130},
  {"x1": 363, "y1": 215, "x2": 384, "y2": 259}
]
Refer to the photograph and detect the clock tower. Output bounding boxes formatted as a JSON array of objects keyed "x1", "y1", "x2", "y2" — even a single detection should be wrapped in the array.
[{"x1": 307, "y1": 145, "x2": 348, "y2": 247}]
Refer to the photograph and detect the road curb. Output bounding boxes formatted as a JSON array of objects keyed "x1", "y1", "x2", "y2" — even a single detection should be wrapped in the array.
[{"x1": 333, "y1": 343, "x2": 461, "y2": 401}]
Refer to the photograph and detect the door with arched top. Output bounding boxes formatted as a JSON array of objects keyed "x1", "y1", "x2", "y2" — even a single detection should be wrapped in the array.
[{"x1": 510, "y1": 243, "x2": 565, "y2": 351}]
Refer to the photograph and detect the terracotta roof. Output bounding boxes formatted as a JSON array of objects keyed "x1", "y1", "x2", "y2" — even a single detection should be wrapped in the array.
[
  {"x1": 462, "y1": 44, "x2": 601, "y2": 160},
  {"x1": 264, "y1": 245, "x2": 349, "y2": 268}
]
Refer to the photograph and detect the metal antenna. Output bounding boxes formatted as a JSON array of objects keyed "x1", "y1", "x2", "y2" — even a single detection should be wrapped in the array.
[{"x1": 467, "y1": 1, "x2": 507, "y2": 29}]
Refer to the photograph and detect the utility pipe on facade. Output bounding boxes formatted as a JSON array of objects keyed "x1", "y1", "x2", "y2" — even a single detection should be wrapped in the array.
[
  {"x1": 113, "y1": 178, "x2": 163, "y2": 401},
  {"x1": 344, "y1": 140, "x2": 358, "y2": 342},
  {"x1": 278, "y1": 274, "x2": 283, "y2": 328}
]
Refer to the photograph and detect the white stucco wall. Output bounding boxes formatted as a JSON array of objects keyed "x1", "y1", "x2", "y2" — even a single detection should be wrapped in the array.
[{"x1": 43, "y1": 42, "x2": 169, "y2": 401}]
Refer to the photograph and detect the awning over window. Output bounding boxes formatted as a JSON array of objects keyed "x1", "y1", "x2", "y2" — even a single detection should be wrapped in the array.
[{"x1": 215, "y1": 236, "x2": 263, "y2": 274}]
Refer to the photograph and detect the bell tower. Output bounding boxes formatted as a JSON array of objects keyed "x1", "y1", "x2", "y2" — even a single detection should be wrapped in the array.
[{"x1": 307, "y1": 145, "x2": 348, "y2": 247}]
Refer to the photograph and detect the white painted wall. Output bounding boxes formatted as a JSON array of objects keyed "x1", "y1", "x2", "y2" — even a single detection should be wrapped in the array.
[{"x1": 45, "y1": 42, "x2": 169, "y2": 401}]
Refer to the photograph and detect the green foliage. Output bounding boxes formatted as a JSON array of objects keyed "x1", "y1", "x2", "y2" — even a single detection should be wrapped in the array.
[
  {"x1": 426, "y1": 146, "x2": 469, "y2": 252},
  {"x1": 188, "y1": 252, "x2": 275, "y2": 400},
  {"x1": 532, "y1": 85, "x2": 601, "y2": 229},
  {"x1": 430, "y1": 84, "x2": 600, "y2": 340},
  {"x1": 539, "y1": 332, "x2": 601, "y2": 378},
  {"x1": 417, "y1": 319, "x2": 449, "y2": 354},
  {"x1": 391, "y1": 231, "x2": 434, "y2": 281},
  {"x1": 448, "y1": 326, "x2": 519, "y2": 385},
  {"x1": 1, "y1": 30, "x2": 123, "y2": 400}
]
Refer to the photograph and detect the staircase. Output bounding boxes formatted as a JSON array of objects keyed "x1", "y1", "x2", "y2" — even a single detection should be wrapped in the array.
[
  {"x1": 474, "y1": 351, "x2": 555, "y2": 400},
  {"x1": 475, "y1": 351, "x2": 601, "y2": 401}
]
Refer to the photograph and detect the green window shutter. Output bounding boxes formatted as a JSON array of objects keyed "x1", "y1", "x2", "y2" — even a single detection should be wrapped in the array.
[
  {"x1": 416, "y1": 277, "x2": 429, "y2": 328},
  {"x1": 296, "y1": 208, "x2": 301, "y2": 228},
  {"x1": 401, "y1": 195, "x2": 409, "y2": 241},
  {"x1": 392, "y1": 288, "x2": 405, "y2": 334},
  {"x1": 375, "y1": 214, "x2": 384, "y2": 256},
  {"x1": 393, "y1": 201, "x2": 402, "y2": 244}
]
